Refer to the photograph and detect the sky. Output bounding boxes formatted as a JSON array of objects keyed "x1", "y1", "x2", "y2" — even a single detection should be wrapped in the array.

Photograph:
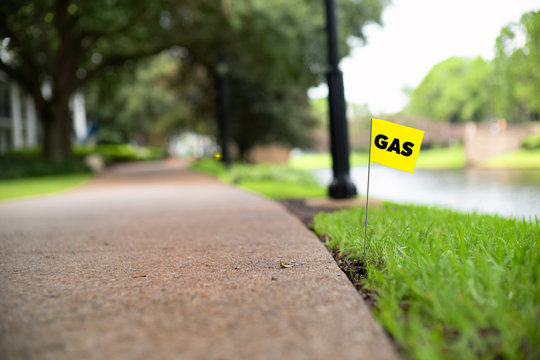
[{"x1": 308, "y1": 0, "x2": 540, "y2": 115}]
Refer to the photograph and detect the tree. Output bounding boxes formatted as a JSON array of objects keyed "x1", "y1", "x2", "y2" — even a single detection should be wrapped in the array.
[
  {"x1": 493, "y1": 10, "x2": 540, "y2": 122},
  {"x1": 1, "y1": 0, "x2": 388, "y2": 162},
  {"x1": 175, "y1": 0, "x2": 389, "y2": 159},
  {"x1": 0, "y1": 0, "x2": 216, "y2": 162},
  {"x1": 406, "y1": 56, "x2": 492, "y2": 123},
  {"x1": 406, "y1": 10, "x2": 540, "y2": 125},
  {"x1": 86, "y1": 52, "x2": 190, "y2": 146}
]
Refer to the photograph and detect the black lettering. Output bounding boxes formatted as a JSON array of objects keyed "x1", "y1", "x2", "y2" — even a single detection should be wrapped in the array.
[
  {"x1": 401, "y1": 142, "x2": 414, "y2": 156},
  {"x1": 374, "y1": 134, "x2": 388, "y2": 149},
  {"x1": 387, "y1": 138, "x2": 401, "y2": 154}
]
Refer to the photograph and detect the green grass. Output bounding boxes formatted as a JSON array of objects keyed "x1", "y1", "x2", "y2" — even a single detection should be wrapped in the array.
[
  {"x1": 314, "y1": 203, "x2": 539, "y2": 360},
  {"x1": 0, "y1": 173, "x2": 93, "y2": 201},
  {"x1": 521, "y1": 133, "x2": 540, "y2": 150},
  {"x1": 238, "y1": 181, "x2": 325, "y2": 198},
  {"x1": 483, "y1": 149, "x2": 540, "y2": 169},
  {"x1": 289, "y1": 152, "x2": 368, "y2": 170},
  {"x1": 0, "y1": 154, "x2": 91, "y2": 179},
  {"x1": 75, "y1": 144, "x2": 166, "y2": 164},
  {"x1": 416, "y1": 145, "x2": 466, "y2": 169},
  {"x1": 0, "y1": 143, "x2": 165, "y2": 201},
  {"x1": 290, "y1": 145, "x2": 466, "y2": 170},
  {"x1": 189, "y1": 157, "x2": 227, "y2": 176},
  {"x1": 1, "y1": 144, "x2": 165, "y2": 180},
  {"x1": 190, "y1": 158, "x2": 326, "y2": 199},
  {"x1": 225, "y1": 163, "x2": 321, "y2": 186}
]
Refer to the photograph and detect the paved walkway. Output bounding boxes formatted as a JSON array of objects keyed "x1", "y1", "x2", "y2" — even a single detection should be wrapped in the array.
[{"x1": 0, "y1": 161, "x2": 398, "y2": 360}]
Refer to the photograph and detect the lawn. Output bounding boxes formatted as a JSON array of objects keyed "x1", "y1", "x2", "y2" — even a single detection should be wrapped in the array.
[
  {"x1": 415, "y1": 145, "x2": 466, "y2": 169},
  {"x1": 482, "y1": 148, "x2": 540, "y2": 169},
  {"x1": 1, "y1": 144, "x2": 166, "y2": 179},
  {"x1": 75, "y1": 144, "x2": 166, "y2": 164},
  {"x1": 190, "y1": 145, "x2": 466, "y2": 199},
  {"x1": 0, "y1": 144, "x2": 166, "y2": 201},
  {"x1": 314, "y1": 203, "x2": 539, "y2": 360},
  {"x1": 290, "y1": 145, "x2": 540, "y2": 171},
  {"x1": 190, "y1": 158, "x2": 326, "y2": 199},
  {"x1": 193, "y1": 157, "x2": 539, "y2": 358},
  {"x1": 0, "y1": 173, "x2": 93, "y2": 202},
  {"x1": 289, "y1": 152, "x2": 368, "y2": 170},
  {"x1": 290, "y1": 145, "x2": 466, "y2": 170}
]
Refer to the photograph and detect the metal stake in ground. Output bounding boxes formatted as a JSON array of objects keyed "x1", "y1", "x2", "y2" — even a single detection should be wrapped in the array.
[{"x1": 363, "y1": 118, "x2": 373, "y2": 267}]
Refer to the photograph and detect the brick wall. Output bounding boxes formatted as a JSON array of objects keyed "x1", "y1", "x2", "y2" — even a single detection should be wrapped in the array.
[
  {"x1": 464, "y1": 122, "x2": 540, "y2": 166},
  {"x1": 247, "y1": 145, "x2": 290, "y2": 164}
]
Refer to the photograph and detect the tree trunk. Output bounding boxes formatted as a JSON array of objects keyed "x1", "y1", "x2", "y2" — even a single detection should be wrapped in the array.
[
  {"x1": 41, "y1": 100, "x2": 73, "y2": 163},
  {"x1": 237, "y1": 141, "x2": 252, "y2": 163}
]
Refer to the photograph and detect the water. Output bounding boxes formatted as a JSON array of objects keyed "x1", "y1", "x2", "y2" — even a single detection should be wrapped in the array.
[{"x1": 313, "y1": 166, "x2": 540, "y2": 219}]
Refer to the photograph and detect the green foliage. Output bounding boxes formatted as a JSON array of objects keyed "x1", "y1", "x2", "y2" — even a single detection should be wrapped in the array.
[
  {"x1": 289, "y1": 152, "x2": 333, "y2": 169},
  {"x1": 225, "y1": 163, "x2": 320, "y2": 186},
  {"x1": 86, "y1": 53, "x2": 191, "y2": 145},
  {"x1": 482, "y1": 148, "x2": 540, "y2": 169},
  {"x1": 1, "y1": 0, "x2": 389, "y2": 162},
  {"x1": 407, "y1": 57, "x2": 492, "y2": 123},
  {"x1": 289, "y1": 152, "x2": 368, "y2": 169},
  {"x1": 0, "y1": 173, "x2": 92, "y2": 201},
  {"x1": 310, "y1": 97, "x2": 329, "y2": 126},
  {"x1": 415, "y1": 145, "x2": 466, "y2": 169},
  {"x1": 170, "y1": 0, "x2": 389, "y2": 158},
  {"x1": 189, "y1": 157, "x2": 227, "y2": 177},
  {"x1": 0, "y1": 0, "x2": 205, "y2": 162},
  {"x1": 238, "y1": 181, "x2": 325, "y2": 199},
  {"x1": 75, "y1": 144, "x2": 166, "y2": 165},
  {"x1": 493, "y1": 10, "x2": 540, "y2": 122},
  {"x1": 290, "y1": 145, "x2": 465, "y2": 170},
  {"x1": 0, "y1": 153, "x2": 90, "y2": 179},
  {"x1": 314, "y1": 204, "x2": 540, "y2": 360},
  {"x1": 0, "y1": 144, "x2": 165, "y2": 179},
  {"x1": 223, "y1": 71, "x2": 318, "y2": 158},
  {"x1": 521, "y1": 133, "x2": 540, "y2": 150},
  {"x1": 190, "y1": 158, "x2": 325, "y2": 199},
  {"x1": 407, "y1": 10, "x2": 540, "y2": 124}
]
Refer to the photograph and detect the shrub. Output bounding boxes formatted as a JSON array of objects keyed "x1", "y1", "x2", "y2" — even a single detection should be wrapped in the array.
[
  {"x1": 521, "y1": 133, "x2": 540, "y2": 149},
  {"x1": 189, "y1": 158, "x2": 227, "y2": 176},
  {"x1": 225, "y1": 163, "x2": 320, "y2": 185},
  {"x1": 75, "y1": 144, "x2": 166, "y2": 164}
]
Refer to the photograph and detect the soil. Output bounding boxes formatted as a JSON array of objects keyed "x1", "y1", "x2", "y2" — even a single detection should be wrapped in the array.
[{"x1": 278, "y1": 198, "x2": 337, "y2": 229}]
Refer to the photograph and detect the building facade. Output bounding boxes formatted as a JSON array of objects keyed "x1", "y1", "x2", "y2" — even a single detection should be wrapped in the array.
[
  {"x1": 0, "y1": 72, "x2": 87, "y2": 154},
  {"x1": 0, "y1": 72, "x2": 39, "y2": 153}
]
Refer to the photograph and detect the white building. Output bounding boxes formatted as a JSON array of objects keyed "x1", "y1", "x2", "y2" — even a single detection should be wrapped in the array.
[
  {"x1": 168, "y1": 132, "x2": 218, "y2": 158},
  {"x1": 0, "y1": 72, "x2": 88, "y2": 154}
]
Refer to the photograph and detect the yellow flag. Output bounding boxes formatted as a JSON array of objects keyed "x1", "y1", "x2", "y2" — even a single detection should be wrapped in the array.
[{"x1": 370, "y1": 118, "x2": 424, "y2": 173}]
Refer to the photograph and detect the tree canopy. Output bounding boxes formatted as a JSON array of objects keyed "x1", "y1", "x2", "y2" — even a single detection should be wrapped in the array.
[
  {"x1": 1, "y1": 0, "x2": 389, "y2": 162},
  {"x1": 86, "y1": 52, "x2": 190, "y2": 146},
  {"x1": 0, "y1": 0, "x2": 211, "y2": 161},
  {"x1": 492, "y1": 10, "x2": 540, "y2": 122},
  {"x1": 406, "y1": 10, "x2": 540, "y2": 124},
  {"x1": 407, "y1": 56, "x2": 491, "y2": 123}
]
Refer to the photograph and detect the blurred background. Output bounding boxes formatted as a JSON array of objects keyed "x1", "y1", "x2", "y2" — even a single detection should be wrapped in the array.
[{"x1": 0, "y1": 0, "x2": 539, "y2": 217}]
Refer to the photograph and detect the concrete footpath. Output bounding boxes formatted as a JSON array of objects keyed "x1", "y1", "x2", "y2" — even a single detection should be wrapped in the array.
[{"x1": 0, "y1": 161, "x2": 398, "y2": 360}]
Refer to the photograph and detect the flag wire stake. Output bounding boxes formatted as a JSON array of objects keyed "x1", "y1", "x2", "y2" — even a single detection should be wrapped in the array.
[{"x1": 364, "y1": 118, "x2": 372, "y2": 268}]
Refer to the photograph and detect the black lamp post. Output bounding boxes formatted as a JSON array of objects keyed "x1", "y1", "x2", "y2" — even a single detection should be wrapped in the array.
[
  {"x1": 324, "y1": 0, "x2": 357, "y2": 199},
  {"x1": 216, "y1": 50, "x2": 231, "y2": 167}
]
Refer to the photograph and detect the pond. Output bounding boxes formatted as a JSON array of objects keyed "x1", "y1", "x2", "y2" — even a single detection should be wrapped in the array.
[{"x1": 313, "y1": 166, "x2": 540, "y2": 219}]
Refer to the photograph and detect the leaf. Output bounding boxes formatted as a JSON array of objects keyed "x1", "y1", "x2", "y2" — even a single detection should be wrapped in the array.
[{"x1": 280, "y1": 260, "x2": 295, "y2": 268}]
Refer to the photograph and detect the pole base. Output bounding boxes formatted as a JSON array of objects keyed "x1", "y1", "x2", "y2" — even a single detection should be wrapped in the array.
[{"x1": 329, "y1": 176, "x2": 357, "y2": 199}]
